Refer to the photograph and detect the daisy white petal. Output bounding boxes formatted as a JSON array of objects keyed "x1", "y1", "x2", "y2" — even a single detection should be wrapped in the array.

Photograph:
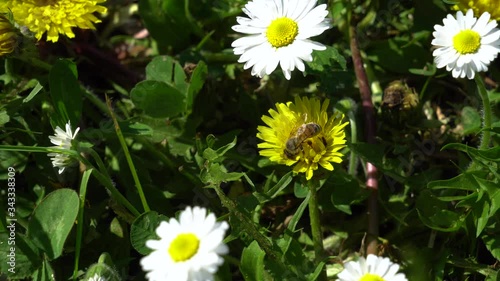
[
  {"x1": 336, "y1": 254, "x2": 408, "y2": 281},
  {"x1": 47, "y1": 121, "x2": 80, "y2": 174},
  {"x1": 140, "y1": 206, "x2": 229, "y2": 281},
  {"x1": 231, "y1": 0, "x2": 331, "y2": 80},
  {"x1": 432, "y1": 9, "x2": 500, "y2": 79}
]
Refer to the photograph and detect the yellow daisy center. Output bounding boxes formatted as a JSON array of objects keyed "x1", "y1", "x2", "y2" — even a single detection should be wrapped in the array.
[
  {"x1": 168, "y1": 233, "x2": 200, "y2": 262},
  {"x1": 266, "y1": 17, "x2": 298, "y2": 48},
  {"x1": 359, "y1": 273, "x2": 385, "y2": 281},
  {"x1": 452, "y1": 29, "x2": 481, "y2": 54}
]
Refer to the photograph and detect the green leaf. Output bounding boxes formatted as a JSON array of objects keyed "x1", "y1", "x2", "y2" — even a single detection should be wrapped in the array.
[
  {"x1": 27, "y1": 188, "x2": 79, "y2": 260},
  {"x1": 186, "y1": 61, "x2": 208, "y2": 113},
  {"x1": 482, "y1": 233, "x2": 500, "y2": 260},
  {"x1": 0, "y1": 110, "x2": 9, "y2": 126},
  {"x1": 49, "y1": 59, "x2": 82, "y2": 127},
  {"x1": 139, "y1": 1, "x2": 192, "y2": 51},
  {"x1": 443, "y1": 143, "x2": 500, "y2": 162},
  {"x1": 428, "y1": 172, "x2": 478, "y2": 191},
  {"x1": 416, "y1": 190, "x2": 464, "y2": 232},
  {"x1": 23, "y1": 81, "x2": 43, "y2": 103},
  {"x1": 32, "y1": 259, "x2": 55, "y2": 281},
  {"x1": 306, "y1": 261, "x2": 326, "y2": 281},
  {"x1": 145, "y1": 56, "x2": 188, "y2": 94},
  {"x1": 329, "y1": 173, "x2": 366, "y2": 214},
  {"x1": 307, "y1": 46, "x2": 346, "y2": 72},
  {"x1": 0, "y1": 233, "x2": 42, "y2": 279},
  {"x1": 281, "y1": 192, "x2": 310, "y2": 255},
  {"x1": 293, "y1": 181, "x2": 309, "y2": 198},
  {"x1": 471, "y1": 193, "x2": 490, "y2": 237},
  {"x1": 131, "y1": 80, "x2": 185, "y2": 118},
  {"x1": 461, "y1": 106, "x2": 481, "y2": 135},
  {"x1": 240, "y1": 241, "x2": 266, "y2": 281},
  {"x1": 200, "y1": 163, "x2": 245, "y2": 185},
  {"x1": 475, "y1": 177, "x2": 500, "y2": 218},
  {"x1": 409, "y1": 62, "x2": 437, "y2": 76},
  {"x1": 83, "y1": 262, "x2": 121, "y2": 281},
  {"x1": 202, "y1": 136, "x2": 237, "y2": 162},
  {"x1": 264, "y1": 171, "x2": 293, "y2": 199},
  {"x1": 130, "y1": 211, "x2": 168, "y2": 255}
]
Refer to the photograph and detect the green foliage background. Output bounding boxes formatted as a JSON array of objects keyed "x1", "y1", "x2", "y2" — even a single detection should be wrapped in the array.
[{"x1": 0, "y1": 0, "x2": 499, "y2": 280}]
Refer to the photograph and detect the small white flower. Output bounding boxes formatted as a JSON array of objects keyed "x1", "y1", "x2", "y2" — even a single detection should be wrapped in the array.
[
  {"x1": 336, "y1": 254, "x2": 408, "y2": 281},
  {"x1": 87, "y1": 273, "x2": 108, "y2": 281},
  {"x1": 432, "y1": 9, "x2": 500, "y2": 79},
  {"x1": 140, "y1": 206, "x2": 229, "y2": 281},
  {"x1": 47, "y1": 121, "x2": 80, "y2": 174},
  {"x1": 231, "y1": 0, "x2": 331, "y2": 80}
]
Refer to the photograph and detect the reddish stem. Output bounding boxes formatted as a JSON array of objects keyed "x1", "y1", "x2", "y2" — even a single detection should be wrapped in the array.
[{"x1": 349, "y1": 25, "x2": 379, "y2": 255}]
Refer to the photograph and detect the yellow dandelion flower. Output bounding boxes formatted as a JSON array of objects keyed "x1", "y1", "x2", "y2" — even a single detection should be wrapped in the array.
[
  {"x1": 257, "y1": 96, "x2": 348, "y2": 180},
  {"x1": 0, "y1": 14, "x2": 18, "y2": 56},
  {"x1": 452, "y1": 0, "x2": 500, "y2": 21},
  {"x1": 2, "y1": 0, "x2": 107, "y2": 42}
]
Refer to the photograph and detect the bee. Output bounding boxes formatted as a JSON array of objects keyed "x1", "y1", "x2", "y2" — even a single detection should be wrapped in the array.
[{"x1": 284, "y1": 122, "x2": 322, "y2": 159}]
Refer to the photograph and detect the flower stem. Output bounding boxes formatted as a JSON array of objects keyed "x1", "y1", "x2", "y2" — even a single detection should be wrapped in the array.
[
  {"x1": 15, "y1": 55, "x2": 52, "y2": 71},
  {"x1": 73, "y1": 169, "x2": 92, "y2": 280},
  {"x1": 106, "y1": 95, "x2": 150, "y2": 213},
  {"x1": 307, "y1": 180, "x2": 327, "y2": 281},
  {"x1": 475, "y1": 75, "x2": 492, "y2": 150},
  {"x1": 212, "y1": 184, "x2": 295, "y2": 275},
  {"x1": 349, "y1": 22, "x2": 379, "y2": 255}
]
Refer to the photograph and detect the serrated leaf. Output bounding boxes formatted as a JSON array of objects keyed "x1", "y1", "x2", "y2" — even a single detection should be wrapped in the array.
[
  {"x1": 200, "y1": 163, "x2": 245, "y2": 185},
  {"x1": 307, "y1": 46, "x2": 346, "y2": 72},
  {"x1": 27, "y1": 188, "x2": 79, "y2": 260},
  {"x1": 130, "y1": 211, "x2": 169, "y2": 255},
  {"x1": 202, "y1": 136, "x2": 237, "y2": 162}
]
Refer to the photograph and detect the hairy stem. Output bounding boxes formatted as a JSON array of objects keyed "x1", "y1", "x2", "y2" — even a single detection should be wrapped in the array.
[
  {"x1": 475, "y1": 75, "x2": 492, "y2": 150},
  {"x1": 308, "y1": 180, "x2": 327, "y2": 281}
]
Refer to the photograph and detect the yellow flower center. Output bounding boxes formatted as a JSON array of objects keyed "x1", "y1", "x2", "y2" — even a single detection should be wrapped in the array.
[
  {"x1": 266, "y1": 17, "x2": 298, "y2": 48},
  {"x1": 452, "y1": 29, "x2": 481, "y2": 54},
  {"x1": 168, "y1": 233, "x2": 200, "y2": 262},
  {"x1": 359, "y1": 273, "x2": 385, "y2": 281}
]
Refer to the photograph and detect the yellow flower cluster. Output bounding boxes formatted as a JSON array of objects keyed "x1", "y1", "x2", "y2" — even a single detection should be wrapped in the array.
[
  {"x1": 452, "y1": 0, "x2": 500, "y2": 21},
  {"x1": 1, "y1": 0, "x2": 107, "y2": 42}
]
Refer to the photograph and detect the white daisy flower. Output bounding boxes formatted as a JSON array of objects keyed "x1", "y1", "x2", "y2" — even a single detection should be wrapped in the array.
[
  {"x1": 87, "y1": 273, "x2": 108, "y2": 281},
  {"x1": 140, "y1": 206, "x2": 229, "y2": 281},
  {"x1": 336, "y1": 254, "x2": 408, "y2": 281},
  {"x1": 47, "y1": 121, "x2": 80, "y2": 174},
  {"x1": 231, "y1": 0, "x2": 331, "y2": 80},
  {"x1": 432, "y1": 9, "x2": 500, "y2": 79}
]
